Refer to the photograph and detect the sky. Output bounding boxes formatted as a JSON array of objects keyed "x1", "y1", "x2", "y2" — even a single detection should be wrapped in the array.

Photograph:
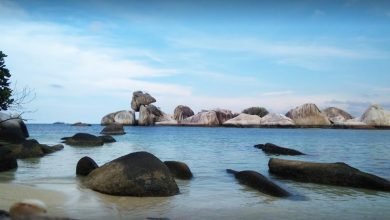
[{"x1": 0, "y1": 0, "x2": 390, "y2": 123}]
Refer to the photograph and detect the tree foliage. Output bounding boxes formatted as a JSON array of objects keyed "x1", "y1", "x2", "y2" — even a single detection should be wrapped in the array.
[
  {"x1": 242, "y1": 106, "x2": 269, "y2": 117},
  {"x1": 0, "y1": 51, "x2": 14, "y2": 111}
]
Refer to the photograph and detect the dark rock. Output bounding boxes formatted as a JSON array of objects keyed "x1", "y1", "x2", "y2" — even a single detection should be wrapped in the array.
[
  {"x1": 40, "y1": 144, "x2": 64, "y2": 154},
  {"x1": 226, "y1": 169, "x2": 290, "y2": 197},
  {"x1": 71, "y1": 122, "x2": 91, "y2": 126},
  {"x1": 17, "y1": 139, "x2": 44, "y2": 158},
  {"x1": 0, "y1": 113, "x2": 29, "y2": 143},
  {"x1": 254, "y1": 143, "x2": 305, "y2": 155},
  {"x1": 85, "y1": 151, "x2": 179, "y2": 196},
  {"x1": 164, "y1": 161, "x2": 193, "y2": 179},
  {"x1": 0, "y1": 147, "x2": 17, "y2": 172},
  {"x1": 76, "y1": 156, "x2": 99, "y2": 176},
  {"x1": 0, "y1": 210, "x2": 10, "y2": 218},
  {"x1": 62, "y1": 133, "x2": 104, "y2": 147},
  {"x1": 173, "y1": 105, "x2": 194, "y2": 121},
  {"x1": 131, "y1": 91, "x2": 156, "y2": 112},
  {"x1": 268, "y1": 158, "x2": 390, "y2": 191},
  {"x1": 100, "y1": 124, "x2": 125, "y2": 135},
  {"x1": 99, "y1": 135, "x2": 116, "y2": 143}
]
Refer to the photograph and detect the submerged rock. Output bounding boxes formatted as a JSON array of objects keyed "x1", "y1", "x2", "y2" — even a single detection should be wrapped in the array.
[
  {"x1": 131, "y1": 91, "x2": 156, "y2": 112},
  {"x1": 62, "y1": 133, "x2": 104, "y2": 147},
  {"x1": 0, "y1": 113, "x2": 29, "y2": 143},
  {"x1": 76, "y1": 156, "x2": 99, "y2": 176},
  {"x1": 99, "y1": 135, "x2": 116, "y2": 143},
  {"x1": 164, "y1": 161, "x2": 193, "y2": 180},
  {"x1": 254, "y1": 143, "x2": 305, "y2": 155},
  {"x1": 173, "y1": 105, "x2": 194, "y2": 121},
  {"x1": 101, "y1": 110, "x2": 136, "y2": 125},
  {"x1": 286, "y1": 103, "x2": 331, "y2": 126},
  {"x1": 223, "y1": 113, "x2": 261, "y2": 127},
  {"x1": 85, "y1": 151, "x2": 179, "y2": 196},
  {"x1": 100, "y1": 124, "x2": 126, "y2": 135},
  {"x1": 269, "y1": 158, "x2": 390, "y2": 191},
  {"x1": 226, "y1": 169, "x2": 290, "y2": 197},
  {"x1": 260, "y1": 113, "x2": 295, "y2": 126},
  {"x1": 360, "y1": 104, "x2": 390, "y2": 126},
  {"x1": 71, "y1": 122, "x2": 91, "y2": 126}
]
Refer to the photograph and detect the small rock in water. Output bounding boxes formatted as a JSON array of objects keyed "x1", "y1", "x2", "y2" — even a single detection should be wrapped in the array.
[
  {"x1": 9, "y1": 199, "x2": 47, "y2": 219},
  {"x1": 76, "y1": 156, "x2": 99, "y2": 176},
  {"x1": 254, "y1": 143, "x2": 305, "y2": 155}
]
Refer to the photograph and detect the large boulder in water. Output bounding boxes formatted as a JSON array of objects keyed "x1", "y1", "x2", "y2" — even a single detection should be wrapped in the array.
[
  {"x1": 214, "y1": 109, "x2": 234, "y2": 124},
  {"x1": 173, "y1": 105, "x2": 194, "y2": 121},
  {"x1": 139, "y1": 104, "x2": 163, "y2": 126},
  {"x1": 9, "y1": 139, "x2": 64, "y2": 159},
  {"x1": 223, "y1": 113, "x2": 261, "y2": 127},
  {"x1": 0, "y1": 113, "x2": 29, "y2": 143},
  {"x1": 360, "y1": 104, "x2": 390, "y2": 126},
  {"x1": 100, "y1": 124, "x2": 125, "y2": 135},
  {"x1": 269, "y1": 158, "x2": 390, "y2": 191},
  {"x1": 254, "y1": 143, "x2": 305, "y2": 155},
  {"x1": 323, "y1": 107, "x2": 353, "y2": 123},
  {"x1": 285, "y1": 103, "x2": 331, "y2": 126},
  {"x1": 76, "y1": 156, "x2": 99, "y2": 176},
  {"x1": 85, "y1": 151, "x2": 179, "y2": 196},
  {"x1": 131, "y1": 91, "x2": 156, "y2": 112},
  {"x1": 260, "y1": 113, "x2": 295, "y2": 126},
  {"x1": 182, "y1": 111, "x2": 220, "y2": 126},
  {"x1": 62, "y1": 133, "x2": 104, "y2": 146},
  {"x1": 226, "y1": 169, "x2": 290, "y2": 197},
  {"x1": 101, "y1": 110, "x2": 136, "y2": 125},
  {"x1": 164, "y1": 161, "x2": 193, "y2": 180}
]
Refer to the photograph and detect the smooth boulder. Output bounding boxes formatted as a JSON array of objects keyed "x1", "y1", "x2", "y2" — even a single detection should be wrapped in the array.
[
  {"x1": 85, "y1": 151, "x2": 179, "y2": 196},
  {"x1": 182, "y1": 111, "x2": 220, "y2": 126},
  {"x1": 285, "y1": 103, "x2": 331, "y2": 126},
  {"x1": 101, "y1": 110, "x2": 136, "y2": 125},
  {"x1": 100, "y1": 124, "x2": 125, "y2": 135},
  {"x1": 164, "y1": 161, "x2": 193, "y2": 180},
  {"x1": 62, "y1": 133, "x2": 104, "y2": 146},
  {"x1": 254, "y1": 143, "x2": 305, "y2": 155},
  {"x1": 76, "y1": 156, "x2": 99, "y2": 176},
  {"x1": 223, "y1": 113, "x2": 261, "y2": 127},
  {"x1": 269, "y1": 158, "x2": 390, "y2": 191},
  {"x1": 360, "y1": 104, "x2": 390, "y2": 126},
  {"x1": 131, "y1": 91, "x2": 156, "y2": 112},
  {"x1": 227, "y1": 169, "x2": 290, "y2": 197},
  {"x1": 214, "y1": 109, "x2": 234, "y2": 124},
  {"x1": 99, "y1": 135, "x2": 116, "y2": 143},
  {"x1": 0, "y1": 113, "x2": 29, "y2": 143},
  {"x1": 173, "y1": 105, "x2": 194, "y2": 121},
  {"x1": 260, "y1": 113, "x2": 295, "y2": 126},
  {"x1": 323, "y1": 107, "x2": 353, "y2": 123},
  {"x1": 9, "y1": 139, "x2": 64, "y2": 159},
  {"x1": 139, "y1": 104, "x2": 163, "y2": 126}
]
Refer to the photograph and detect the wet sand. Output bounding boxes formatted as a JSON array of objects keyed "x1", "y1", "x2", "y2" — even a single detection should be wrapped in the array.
[{"x1": 0, "y1": 183, "x2": 67, "y2": 217}]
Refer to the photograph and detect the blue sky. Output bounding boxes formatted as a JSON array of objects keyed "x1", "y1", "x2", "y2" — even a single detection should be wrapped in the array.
[{"x1": 0, "y1": 0, "x2": 389, "y2": 123}]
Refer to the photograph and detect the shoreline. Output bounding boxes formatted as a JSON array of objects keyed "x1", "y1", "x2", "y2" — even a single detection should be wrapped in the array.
[{"x1": 27, "y1": 123, "x2": 390, "y2": 130}]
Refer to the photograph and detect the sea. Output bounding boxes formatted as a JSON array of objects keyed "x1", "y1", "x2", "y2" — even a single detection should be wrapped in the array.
[{"x1": 1, "y1": 124, "x2": 389, "y2": 219}]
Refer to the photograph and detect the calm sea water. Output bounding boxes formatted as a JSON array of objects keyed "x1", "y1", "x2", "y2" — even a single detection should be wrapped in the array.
[{"x1": 1, "y1": 124, "x2": 389, "y2": 219}]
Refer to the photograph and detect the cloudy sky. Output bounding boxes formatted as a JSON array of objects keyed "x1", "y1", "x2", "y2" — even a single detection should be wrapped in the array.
[{"x1": 1, "y1": 0, "x2": 389, "y2": 123}]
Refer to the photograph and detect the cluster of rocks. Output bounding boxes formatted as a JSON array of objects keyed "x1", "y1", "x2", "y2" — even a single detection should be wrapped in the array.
[
  {"x1": 101, "y1": 91, "x2": 390, "y2": 128},
  {"x1": 76, "y1": 151, "x2": 193, "y2": 197},
  {"x1": 0, "y1": 113, "x2": 64, "y2": 172},
  {"x1": 227, "y1": 142, "x2": 389, "y2": 197}
]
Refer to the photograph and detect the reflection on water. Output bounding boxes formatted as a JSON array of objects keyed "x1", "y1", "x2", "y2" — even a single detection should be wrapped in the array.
[{"x1": 0, "y1": 125, "x2": 389, "y2": 219}]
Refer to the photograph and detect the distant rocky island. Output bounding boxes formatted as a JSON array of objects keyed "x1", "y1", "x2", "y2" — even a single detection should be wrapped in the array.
[{"x1": 100, "y1": 91, "x2": 390, "y2": 129}]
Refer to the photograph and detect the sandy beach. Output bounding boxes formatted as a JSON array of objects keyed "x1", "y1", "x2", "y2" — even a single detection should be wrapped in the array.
[{"x1": 0, "y1": 183, "x2": 67, "y2": 217}]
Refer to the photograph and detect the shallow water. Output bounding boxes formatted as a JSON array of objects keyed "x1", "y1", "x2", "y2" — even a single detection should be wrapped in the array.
[{"x1": 1, "y1": 125, "x2": 389, "y2": 219}]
